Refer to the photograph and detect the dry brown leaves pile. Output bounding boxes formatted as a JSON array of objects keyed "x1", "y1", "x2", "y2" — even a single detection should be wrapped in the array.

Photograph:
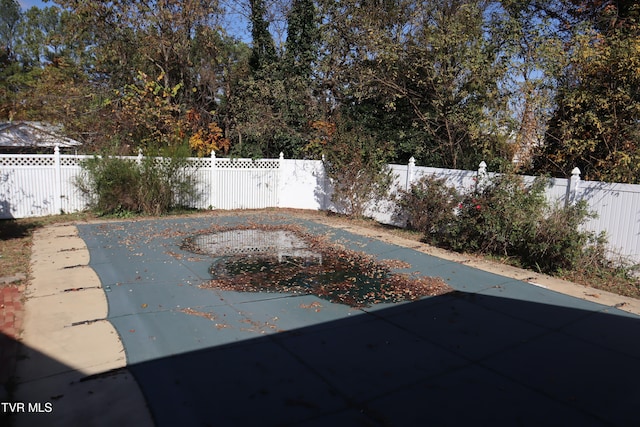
[{"x1": 182, "y1": 222, "x2": 451, "y2": 308}]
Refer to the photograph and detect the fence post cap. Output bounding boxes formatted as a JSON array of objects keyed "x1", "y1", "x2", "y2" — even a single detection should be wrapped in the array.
[
  {"x1": 279, "y1": 152, "x2": 284, "y2": 160},
  {"x1": 571, "y1": 167, "x2": 581, "y2": 176},
  {"x1": 478, "y1": 161, "x2": 487, "y2": 175},
  {"x1": 409, "y1": 156, "x2": 415, "y2": 165}
]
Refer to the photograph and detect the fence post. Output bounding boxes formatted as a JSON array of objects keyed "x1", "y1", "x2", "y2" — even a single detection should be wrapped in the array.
[
  {"x1": 567, "y1": 167, "x2": 581, "y2": 207},
  {"x1": 136, "y1": 148, "x2": 143, "y2": 165},
  {"x1": 210, "y1": 151, "x2": 216, "y2": 209},
  {"x1": 277, "y1": 152, "x2": 284, "y2": 208},
  {"x1": 54, "y1": 145, "x2": 62, "y2": 214},
  {"x1": 321, "y1": 154, "x2": 328, "y2": 210},
  {"x1": 476, "y1": 161, "x2": 487, "y2": 192},
  {"x1": 406, "y1": 157, "x2": 415, "y2": 191}
]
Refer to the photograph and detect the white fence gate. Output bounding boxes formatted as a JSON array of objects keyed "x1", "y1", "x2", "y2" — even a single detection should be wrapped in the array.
[{"x1": 211, "y1": 155, "x2": 280, "y2": 210}]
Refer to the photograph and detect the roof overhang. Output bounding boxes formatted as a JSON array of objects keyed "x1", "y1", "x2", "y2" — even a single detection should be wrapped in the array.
[{"x1": 0, "y1": 121, "x2": 82, "y2": 148}]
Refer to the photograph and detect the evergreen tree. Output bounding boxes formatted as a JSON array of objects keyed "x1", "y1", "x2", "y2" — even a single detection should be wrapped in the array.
[
  {"x1": 0, "y1": 0, "x2": 22, "y2": 120},
  {"x1": 284, "y1": 0, "x2": 319, "y2": 80},
  {"x1": 0, "y1": 0, "x2": 21, "y2": 61},
  {"x1": 249, "y1": 0, "x2": 277, "y2": 72}
]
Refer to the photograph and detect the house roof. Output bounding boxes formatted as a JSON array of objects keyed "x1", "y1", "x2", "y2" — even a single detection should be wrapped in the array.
[{"x1": 0, "y1": 121, "x2": 81, "y2": 148}]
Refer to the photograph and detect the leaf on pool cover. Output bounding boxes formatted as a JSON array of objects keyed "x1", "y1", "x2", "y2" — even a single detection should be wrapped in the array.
[{"x1": 178, "y1": 307, "x2": 217, "y2": 321}]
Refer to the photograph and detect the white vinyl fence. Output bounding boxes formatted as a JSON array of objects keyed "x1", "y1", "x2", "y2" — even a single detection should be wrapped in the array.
[
  {"x1": 379, "y1": 158, "x2": 640, "y2": 266},
  {"x1": 0, "y1": 148, "x2": 328, "y2": 218},
  {"x1": 1, "y1": 148, "x2": 639, "y2": 265}
]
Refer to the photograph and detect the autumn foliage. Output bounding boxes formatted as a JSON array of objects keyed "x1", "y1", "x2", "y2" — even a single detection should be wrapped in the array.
[{"x1": 184, "y1": 108, "x2": 230, "y2": 157}]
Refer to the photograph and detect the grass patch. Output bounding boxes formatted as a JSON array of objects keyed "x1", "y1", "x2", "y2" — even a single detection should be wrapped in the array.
[{"x1": 0, "y1": 213, "x2": 93, "y2": 280}]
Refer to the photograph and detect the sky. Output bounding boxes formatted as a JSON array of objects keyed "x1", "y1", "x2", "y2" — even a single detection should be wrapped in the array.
[{"x1": 18, "y1": 0, "x2": 47, "y2": 10}]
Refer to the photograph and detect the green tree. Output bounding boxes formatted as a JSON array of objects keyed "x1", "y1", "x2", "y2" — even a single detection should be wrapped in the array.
[
  {"x1": 318, "y1": 0, "x2": 512, "y2": 169},
  {"x1": 284, "y1": 0, "x2": 319, "y2": 80},
  {"x1": 0, "y1": 5, "x2": 103, "y2": 131},
  {"x1": 497, "y1": 0, "x2": 568, "y2": 169},
  {"x1": 0, "y1": 0, "x2": 22, "y2": 119},
  {"x1": 227, "y1": 0, "x2": 324, "y2": 158},
  {"x1": 49, "y1": 0, "x2": 232, "y2": 151},
  {"x1": 226, "y1": 0, "x2": 283, "y2": 157},
  {"x1": 536, "y1": 1, "x2": 640, "y2": 183},
  {"x1": 324, "y1": 116, "x2": 393, "y2": 218},
  {"x1": 53, "y1": 0, "x2": 225, "y2": 106},
  {"x1": 0, "y1": 0, "x2": 21, "y2": 60},
  {"x1": 281, "y1": 0, "x2": 321, "y2": 156},
  {"x1": 249, "y1": 0, "x2": 277, "y2": 72},
  {"x1": 219, "y1": 71, "x2": 280, "y2": 158}
]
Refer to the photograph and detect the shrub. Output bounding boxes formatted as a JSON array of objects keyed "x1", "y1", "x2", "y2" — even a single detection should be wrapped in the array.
[
  {"x1": 324, "y1": 124, "x2": 393, "y2": 218},
  {"x1": 75, "y1": 156, "x2": 140, "y2": 214},
  {"x1": 525, "y1": 200, "x2": 605, "y2": 273},
  {"x1": 394, "y1": 174, "x2": 460, "y2": 238},
  {"x1": 75, "y1": 149, "x2": 199, "y2": 216},
  {"x1": 441, "y1": 173, "x2": 548, "y2": 256},
  {"x1": 136, "y1": 155, "x2": 199, "y2": 215},
  {"x1": 411, "y1": 172, "x2": 609, "y2": 274}
]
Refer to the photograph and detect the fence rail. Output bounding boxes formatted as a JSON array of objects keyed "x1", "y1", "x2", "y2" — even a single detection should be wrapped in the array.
[{"x1": 1, "y1": 148, "x2": 638, "y2": 265}]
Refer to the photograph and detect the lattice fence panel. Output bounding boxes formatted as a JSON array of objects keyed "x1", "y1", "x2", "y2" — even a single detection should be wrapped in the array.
[
  {"x1": 60, "y1": 156, "x2": 83, "y2": 167},
  {"x1": 215, "y1": 158, "x2": 280, "y2": 169},
  {"x1": 0, "y1": 155, "x2": 55, "y2": 167},
  {"x1": 186, "y1": 158, "x2": 211, "y2": 169}
]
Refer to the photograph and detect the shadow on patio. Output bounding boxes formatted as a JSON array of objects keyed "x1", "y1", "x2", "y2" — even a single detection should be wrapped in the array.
[{"x1": 9, "y1": 289, "x2": 640, "y2": 426}]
